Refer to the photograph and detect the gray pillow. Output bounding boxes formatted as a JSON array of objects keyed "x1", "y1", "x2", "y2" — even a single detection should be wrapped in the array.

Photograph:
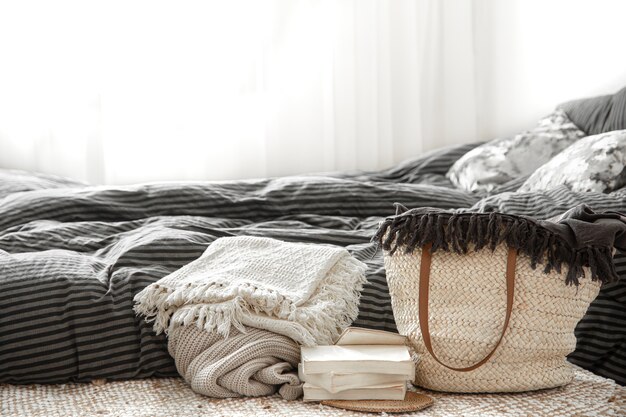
[
  {"x1": 446, "y1": 109, "x2": 585, "y2": 193},
  {"x1": 519, "y1": 130, "x2": 626, "y2": 193}
]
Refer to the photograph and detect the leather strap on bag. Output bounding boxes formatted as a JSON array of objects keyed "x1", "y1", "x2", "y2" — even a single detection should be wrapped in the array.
[{"x1": 418, "y1": 243, "x2": 517, "y2": 372}]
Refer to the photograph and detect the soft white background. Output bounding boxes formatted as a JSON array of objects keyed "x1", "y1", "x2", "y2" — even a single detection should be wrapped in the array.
[{"x1": 0, "y1": 0, "x2": 625, "y2": 184}]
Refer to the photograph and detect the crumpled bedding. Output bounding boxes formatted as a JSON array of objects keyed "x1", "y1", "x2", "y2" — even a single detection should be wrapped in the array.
[{"x1": 1, "y1": 123, "x2": 625, "y2": 387}]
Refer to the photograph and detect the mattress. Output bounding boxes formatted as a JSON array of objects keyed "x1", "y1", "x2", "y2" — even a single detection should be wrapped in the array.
[{"x1": 1, "y1": 143, "x2": 625, "y2": 385}]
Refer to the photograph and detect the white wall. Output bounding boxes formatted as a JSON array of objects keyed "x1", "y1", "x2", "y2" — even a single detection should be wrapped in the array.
[
  {"x1": 476, "y1": 0, "x2": 626, "y2": 140},
  {"x1": 0, "y1": 0, "x2": 625, "y2": 183}
]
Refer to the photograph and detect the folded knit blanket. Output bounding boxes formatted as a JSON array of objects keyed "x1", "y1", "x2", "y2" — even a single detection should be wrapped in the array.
[
  {"x1": 134, "y1": 236, "x2": 367, "y2": 399},
  {"x1": 168, "y1": 325, "x2": 303, "y2": 399},
  {"x1": 135, "y1": 236, "x2": 368, "y2": 345}
]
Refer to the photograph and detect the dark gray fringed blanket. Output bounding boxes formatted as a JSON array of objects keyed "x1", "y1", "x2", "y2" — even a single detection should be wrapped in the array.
[{"x1": 374, "y1": 204, "x2": 626, "y2": 286}]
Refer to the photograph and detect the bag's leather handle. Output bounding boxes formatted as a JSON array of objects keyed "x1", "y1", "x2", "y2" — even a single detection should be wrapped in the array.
[{"x1": 418, "y1": 243, "x2": 516, "y2": 372}]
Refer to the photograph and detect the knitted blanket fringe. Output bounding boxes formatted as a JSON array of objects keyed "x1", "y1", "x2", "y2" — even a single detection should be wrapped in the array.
[
  {"x1": 373, "y1": 204, "x2": 617, "y2": 286},
  {"x1": 134, "y1": 236, "x2": 368, "y2": 346},
  {"x1": 134, "y1": 256, "x2": 366, "y2": 346}
]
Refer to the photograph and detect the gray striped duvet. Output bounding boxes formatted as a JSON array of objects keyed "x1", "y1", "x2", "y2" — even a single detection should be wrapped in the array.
[{"x1": 1, "y1": 143, "x2": 625, "y2": 386}]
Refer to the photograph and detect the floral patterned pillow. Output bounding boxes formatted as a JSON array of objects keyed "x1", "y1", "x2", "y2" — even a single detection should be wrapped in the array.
[
  {"x1": 519, "y1": 130, "x2": 626, "y2": 193},
  {"x1": 447, "y1": 109, "x2": 585, "y2": 193}
]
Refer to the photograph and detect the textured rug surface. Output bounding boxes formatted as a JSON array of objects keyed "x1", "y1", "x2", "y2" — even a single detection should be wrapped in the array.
[{"x1": 1, "y1": 367, "x2": 623, "y2": 417}]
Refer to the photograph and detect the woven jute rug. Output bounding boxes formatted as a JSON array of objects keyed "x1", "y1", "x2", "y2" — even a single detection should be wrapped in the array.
[{"x1": 1, "y1": 367, "x2": 623, "y2": 417}]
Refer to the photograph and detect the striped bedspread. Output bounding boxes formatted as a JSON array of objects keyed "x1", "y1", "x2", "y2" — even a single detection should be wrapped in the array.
[{"x1": 1, "y1": 143, "x2": 625, "y2": 386}]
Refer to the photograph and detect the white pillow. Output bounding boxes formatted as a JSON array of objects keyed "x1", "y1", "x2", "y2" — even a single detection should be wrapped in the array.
[
  {"x1": 447, "y1": 109, "x2": 585, "y2": 193},
  {"x1": 519, "y1": 129, "x2": 626, "y2": 193}
]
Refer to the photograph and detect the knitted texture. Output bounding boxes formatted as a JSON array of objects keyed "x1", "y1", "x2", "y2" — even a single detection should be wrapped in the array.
[
  {"x1": 134, "y1": 236, "x2": 368, "y2": 346},
  {"x1": 168, "y1": 325, "x2": 302, "y2": 400}
]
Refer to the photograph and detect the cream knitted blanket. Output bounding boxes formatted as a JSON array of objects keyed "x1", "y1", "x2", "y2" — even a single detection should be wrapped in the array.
[
  {"x1": 134, "y1": 236, "x2": 367, "y2": 399},
  {"x1": 134, "y1": 236, "x2": 368, "y2": 345}
]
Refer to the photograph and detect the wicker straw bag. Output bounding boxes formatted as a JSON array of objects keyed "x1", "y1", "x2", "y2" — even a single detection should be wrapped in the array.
[{"x1": 376, "y1": 208, "x2": 608, "y2": 393}]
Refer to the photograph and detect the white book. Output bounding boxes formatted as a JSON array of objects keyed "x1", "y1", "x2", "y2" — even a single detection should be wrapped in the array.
[
  {"x1": 303, "y1": 382, "x2": 406, "y2": 401},
  {"x1": 301, "y1": 345, "x2": 414, "y2": 378},
  {"x1": 335, "y1": 327, "x2": 407, "y2": 346},
  {"x1": 298, "y1": 365, "x2": 409, "y2": 393}
]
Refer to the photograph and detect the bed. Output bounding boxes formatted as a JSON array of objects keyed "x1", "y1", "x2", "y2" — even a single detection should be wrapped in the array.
[
  {"x1": 0, "y1": 139, "x2": 625, "y2": 387},
  {"x1": 2, "y1": 87, "x2": 626, "y2": 392}
]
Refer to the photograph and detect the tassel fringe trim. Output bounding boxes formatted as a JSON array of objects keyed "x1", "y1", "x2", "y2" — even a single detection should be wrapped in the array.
[
  {"x1": 133, "y1": 255, "x2": 367, "y2": 346},
  {"x1": 373, "y1": 205, "x2": 618, "y2": 286}
]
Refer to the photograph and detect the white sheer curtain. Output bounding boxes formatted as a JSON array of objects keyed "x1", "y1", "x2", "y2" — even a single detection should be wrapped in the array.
[{"x1": 0, "y1": 0, "x2": 481, "y2": 184}]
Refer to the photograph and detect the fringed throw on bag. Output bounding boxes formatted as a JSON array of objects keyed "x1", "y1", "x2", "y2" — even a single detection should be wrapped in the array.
[
  {"x1": 375, "y1": 204, "x2": 625, "y2": 286},
  {"x1": 375, "y1": 204, "x2": 626, "y2": 393}
]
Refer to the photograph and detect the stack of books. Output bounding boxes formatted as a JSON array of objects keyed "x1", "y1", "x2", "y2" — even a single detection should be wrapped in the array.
[{"x1": 300, "y1": 327, "x2": 415, "y2": 401}]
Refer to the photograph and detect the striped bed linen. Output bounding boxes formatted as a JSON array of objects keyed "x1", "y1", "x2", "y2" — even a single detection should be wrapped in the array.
[{"x1": 0, "y1": 142, "x2": 625, "y2": 386}]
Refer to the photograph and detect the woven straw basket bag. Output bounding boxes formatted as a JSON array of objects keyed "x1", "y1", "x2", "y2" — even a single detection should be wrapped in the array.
[{"x1": 375, "y1": 207, "x2": 609, "y2": 393}]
